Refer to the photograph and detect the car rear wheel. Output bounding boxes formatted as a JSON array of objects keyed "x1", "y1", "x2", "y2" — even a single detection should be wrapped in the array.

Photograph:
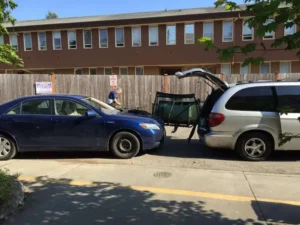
[
  {"x1": 110, "y1": 132, "x2": 140, "y2": 159},
  {"x1": 236, "y1": 132, "x2": 273, "y2": 161},
  {"x1": 0, "y1": 135, "x2": 17, "y2": 161}
]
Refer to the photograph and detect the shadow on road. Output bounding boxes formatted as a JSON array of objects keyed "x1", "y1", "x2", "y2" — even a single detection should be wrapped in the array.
[{"x1": 1, "y1": 177, "x2": 276, "y2": 225}]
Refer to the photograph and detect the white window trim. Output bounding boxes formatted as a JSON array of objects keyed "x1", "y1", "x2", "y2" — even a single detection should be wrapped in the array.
[
  {"x1": 184, "y1": 23, "x2": 195, "y2": 44},
  {"x1": 115, "y1": 27, "x2": 125, "y2": 48},
  {"x1": 220, "y1": 63, "x2": 231, "y2": 76},
  {"x1": 104, "y1": 67, "x2": 113, "y2": 75},
  {"x1": 23, "y1": 33, "x2": 32, "y2": 51},
  {"x1": 119, "y1": 67, "x2": 128, "y2": 75},
  {"x1": 222, "y1": 21, "x2": 233, "y2": 42},
  {"x1": 131, "y1": 26, "x2": 141, "y2": 47},
  {"x1": 149, "y1": 25, "x2": 159, "y2": 46},
  {"x1": 263, "y1": 19, "x2": 275, "y2": 40},
  {"x1": 259, "y1": 62, "x2": 271, "y2": 74},
  {"x1": 67, "y1": 30, "x2": 77, "y2": 50},
  {"x1": 74, "y1": 68, "x2": 82, "y2": 75},
  {"x1": 284, "y1": 23, "x2": 297, "y2": 36},
  {"x1": 242, "y1": 20, "x2": 254, "y2": 41},
  {"x1": 203, "y1": 21, "x2": 214, "y2": 40},
  {"x1": 166, "y1": 24, "x2": 176, "y2": 45},
  {"x1": 38, "y1": 32, "x2": 47, "y2": 51},
  {"x1": 52, "y1": 31, "x2": 62, "y2": 50},
  {"x1": 279, "y1": 61, "x2": 291, "y2": 73},
  {"x1": 89, "y1": 68, "x2": 97, "y2": 75},
  {"x1": 240, "y1": 63, "x2": 251, "y2": 74},
  {"x1": 83, "y1": 29, "x2": 92, "y2": 49},
  {"x1": 135, "y1": 66, "x2": 144, "y2": 75},
  {"x1": 99, "y1": 28, "x2": 108, "y2": 48},
  {"x1": 9, "y1": 34, "x2": 18, "y2": 52}
]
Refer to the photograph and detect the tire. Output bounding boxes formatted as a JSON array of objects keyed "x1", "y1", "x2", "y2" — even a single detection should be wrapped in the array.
[
  {"x1": 0, "y1": 135, "x2": 17, "y2": 161},
  {"x1": 235, "y1": 132, "x2": 273, "y2": 161},
  {"x1": 110, "y1": 132, "x2": 140, "y2": 159}
]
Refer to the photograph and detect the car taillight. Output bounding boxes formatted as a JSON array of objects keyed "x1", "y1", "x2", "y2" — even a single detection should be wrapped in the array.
[{"x1": 209, "y1": 113, "x2": 225, "y2": 127}]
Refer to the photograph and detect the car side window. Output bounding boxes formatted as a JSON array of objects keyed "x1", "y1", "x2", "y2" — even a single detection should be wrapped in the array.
[
  {"x1": 21, "y1": 99, "x2": 52, "y2": 115},
  {"x1": 275, "y1": 86, "x2": 300, "y2": 113},
  {"x1": 6, "y1": 104, "x2": 21, "y2": 115},
  {"x1": 55, "y1": 99, "x2": 90, "y2": 116},
  {"x1": 226, "y1": 86, "x2": 275, "y2": 112}
]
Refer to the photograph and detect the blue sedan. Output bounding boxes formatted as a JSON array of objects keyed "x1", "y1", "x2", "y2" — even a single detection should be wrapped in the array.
[{"x1": 0, "y1": 95, "x2": 165, "y2": 160}]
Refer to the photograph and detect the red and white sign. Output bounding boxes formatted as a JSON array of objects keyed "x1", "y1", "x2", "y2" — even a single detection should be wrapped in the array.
[{"x1": 109, "y1": 75, "x2": 117, "y2": 87}]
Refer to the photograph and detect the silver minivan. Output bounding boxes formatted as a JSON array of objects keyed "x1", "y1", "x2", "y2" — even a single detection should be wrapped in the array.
[{"x1": 176, "y1": 68, "x2": 300, "y2": 161}]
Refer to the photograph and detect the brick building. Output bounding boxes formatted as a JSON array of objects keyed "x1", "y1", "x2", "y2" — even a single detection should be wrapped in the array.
[{"x1": 0, "y1": 5, "x2": 299, "y2": 75}]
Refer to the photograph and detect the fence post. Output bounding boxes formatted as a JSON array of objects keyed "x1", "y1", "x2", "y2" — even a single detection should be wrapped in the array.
[
  {"x1": 163, "y1": 74, "x2": 169, "y2": 93},
  {"x1": 50, "y1": 72, "x2": 56, "y2": 94},
  {"x1": 221, "y1": 73, "x2": 225, "y2": 81}
]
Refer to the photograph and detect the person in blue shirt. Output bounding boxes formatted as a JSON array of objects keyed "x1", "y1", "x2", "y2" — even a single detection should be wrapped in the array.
[{"x1": 107, "y1": 87, "x2": 122, "y2": 108}]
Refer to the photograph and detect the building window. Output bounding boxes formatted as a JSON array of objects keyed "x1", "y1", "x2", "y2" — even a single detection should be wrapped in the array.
[
  {"x1": 149, "y1": 26, "x2": 158, "y2": 46},
  {"x1": 9, "y1": 34, "x2": 18, "y2": 51},
  {"x1": 83, "y1": 30, "x2": 92, "y2": 49},
  {"x1": 203, "y1": 22, "x2": 214, "y2": 40},
  {"x1": 53, "y1": 31, "x2": 61, "y2": 50},
  {"x1": 68, "y1": 31, "x2": 77, "y2": 49},
  {"x1": 132, "y1": 27, "x2": 141, "y2": 47},
  {"x1": 242, "y1": 21, "x2": 254, "y2": 41},
  {"x1": 115, "y1": 28, "x2": 124, "y2": 47},
  {"x1": 104, "y1": 67, "x2": 112, "y2": 75},
  {"x1": 23, "y1": 33, "x2": 32, "y2": 51},
  {"x1": 240, "y1": 64, "x2": 250, "y2": 74},
  {"x1": 75, "y1": 68, "x2": 82, "y2": 75},
  {"x1": 284, "y1": 21, "x2": 296, "y2": 36},
  {"x1": 184, "y1": 24, "x2": 194, "y2": 44},
  {"x1": 0, "y1": 36, "x2": 4, "y2": 45},
  {"x1": 263, "y1": 19, "x2": 275, "y2": 40},
  {"x1": 221, "y1": 64, "x2": 231, "y2": 76},
  {"x1": 135, "y1": 66, "x2": 144, "y2": 75},
  {"x1": 166, "y1": 25, "x2": 176, "y2": 45},
  {"x1": 260, "y1": 63, "x2": 270, "y2": 73},
  {"x1": 223, "y1": 21, "x2": 233, "y2": 42},
  {"x1": 38, "y1": 32, "x2": 47, "y2": 50},
  {"x1": 89, "y1": 68, "x2": 97, "y2": 75},
  {"x1": 99, "y1": 29, "x2": 108, "y2": 48},
  {"x1": 120, "y1": 67, "x2": 128, "y2": 75},
  {"x1": 280, "y1": 62, "x2": 291, "y2": 73}
]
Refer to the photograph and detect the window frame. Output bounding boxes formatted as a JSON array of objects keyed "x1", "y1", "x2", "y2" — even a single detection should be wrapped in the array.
[
  {"x1": 135, "y1": 66, "x2": 144, "y2": 76},
  {"x1": 104, "y1": 67, "x2": 113, "y2": 75},
  {"x1": 279, "y1": 61, "x2": 291, "y2": 73},
  {"x1": 242, "y1": 20, "x2": 254, "y2": 41},
  {"x1": 6, "y1": 99, "x2": 54, "y2": 116},
  {"x1": 119, "y1": 67, "x2": 128, "y2": 75},
  {"x1": 132, "y1": 26, "x2": 141, "y2": 47},
  {"x1": 89, "y1": 68, "x2": 97, "y2": 75},
  {"x1": 166, "y1": 24, "x2": 176, "y2": 45},
  {"x1": 284, "y1": 21, "x2": 297, "y2": 36},
  {"x1": 222, "y1": 21, "x2": 233, "y2": 42},
  {"x1": 83, "y1": 29, "x2": 92, "y2": 49},
  {"x1": 149, "y1": 25, "x2": 159, "y2": 46},
  {"x1": 184, "y1": 23, "x2": 195, "y2": 44},
  {"x1": 38, "y1": 32, "x2": 47, "y2": 51},
  {"x1": 203, "y1": 21, "x2": 214, "y2": 40},
  {"x1": 23, "y1": 33, "x2": 32, "y2": 51},
  {"x1": 115, "y1": 27, "x2": 125, "y2": 48},
  {"x1": 74, "y1": 68, "x2": 82, "y2": 75},
  {"x1": 52, "y1": 31, "x2": 62, "y2": 50},
  {"x1": 99, "y1": 28, "x2": 108, "y2": 48},
  {"x1": 53, "y1": 98, "x2": 96, "y2": 117},
  {"x1": 221, "y1": 63, "x2": 231, "y2": 76},
  {"x1": 263, "y1": 19, "x2": 275, "y2": 40},
  {"x1": 260, "y1": 62, "x2": 271, "y2": 74},
  {"x1": 67, "y1": 30, "x2": 77, "y2": 49},
  {"x1": 9, "y1": 34, "x2": 18, "y2": 52},
  {"x1": 240, "y1": 63, "x2": 251, "y2": 74}
]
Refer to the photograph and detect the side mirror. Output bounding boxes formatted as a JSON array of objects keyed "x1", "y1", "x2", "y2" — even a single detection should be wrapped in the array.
[{"x1": 85, "y1": 110, "x2": 97, "y2": 117}]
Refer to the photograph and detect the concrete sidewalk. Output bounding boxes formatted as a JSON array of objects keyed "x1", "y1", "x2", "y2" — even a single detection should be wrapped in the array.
[{"x1": 1, "y1": 161, "x2": 300, "y2": 225}]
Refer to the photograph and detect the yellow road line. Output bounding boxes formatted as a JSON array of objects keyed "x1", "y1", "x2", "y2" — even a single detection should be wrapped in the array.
[{"x1": 18, "y1": 176, "x2": 300, "y2": 206}]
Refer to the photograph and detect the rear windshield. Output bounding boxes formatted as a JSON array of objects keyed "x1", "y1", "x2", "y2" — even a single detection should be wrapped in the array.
[{"x1": 225, "y1": 86, "x2": 276, "y2": 112}]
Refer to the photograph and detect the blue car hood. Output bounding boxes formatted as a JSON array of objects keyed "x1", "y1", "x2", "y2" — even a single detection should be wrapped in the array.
[{"x1": 110, "y1": 112, "x2": 164, "y2": 126}]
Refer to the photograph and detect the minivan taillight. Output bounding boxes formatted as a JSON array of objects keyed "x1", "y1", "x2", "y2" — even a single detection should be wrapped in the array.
[{"x1": 209, "y1": 113, "x2": 225, "y2": 127}]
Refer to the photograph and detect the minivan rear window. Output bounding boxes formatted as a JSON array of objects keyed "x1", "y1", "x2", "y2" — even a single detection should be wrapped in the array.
[
  {"x1": 275, "y1": 86, "x2": 300, "y2": 113},
  {"x1": 226, "y1": 86, "x2": 275, "y2": 111}
]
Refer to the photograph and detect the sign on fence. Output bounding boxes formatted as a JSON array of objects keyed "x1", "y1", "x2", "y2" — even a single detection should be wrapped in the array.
[
  {"x1": 109, "y1": 75, "x2": 117, "y2": 87},
  {"x1": 35, "y1": 82, "x2": 52, "y2": 94}
]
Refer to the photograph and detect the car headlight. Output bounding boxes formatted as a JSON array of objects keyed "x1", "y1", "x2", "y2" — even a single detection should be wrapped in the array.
[{"x1": 139, "y1": 123, "x2": 160, "y2": 130}]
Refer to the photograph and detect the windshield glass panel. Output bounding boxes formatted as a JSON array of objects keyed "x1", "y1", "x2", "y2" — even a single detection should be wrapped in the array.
[{"x1": 82, "y1": 97, "x2": 119, "y2": 114}]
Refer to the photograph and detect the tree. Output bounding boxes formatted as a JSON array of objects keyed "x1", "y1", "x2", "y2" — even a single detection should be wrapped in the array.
[
  {"x1": 46, "y1": 11, "x2": 58, "y2": 19},
  {"x1": 0, "y1": 0, "x2": 23, "y2": 67},
  {"x1": 199, "y1": 0, "x2": 300, "y2": 67}
]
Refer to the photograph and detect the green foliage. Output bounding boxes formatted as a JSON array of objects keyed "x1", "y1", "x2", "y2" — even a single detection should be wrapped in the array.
[
  {"x1": 46, "y1": 11, "x2": 58, "y2": 19},
  {"x1": 0, "y1": 0, "x2": 23, "y2": 67},
  {"x1": 0, "y1": 168, "x2": 19, "y2": 209}
]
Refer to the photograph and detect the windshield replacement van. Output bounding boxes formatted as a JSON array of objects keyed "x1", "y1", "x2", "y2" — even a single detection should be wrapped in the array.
[{"x1": 176, "y1": 68, "x2": 300, "y2": 161}]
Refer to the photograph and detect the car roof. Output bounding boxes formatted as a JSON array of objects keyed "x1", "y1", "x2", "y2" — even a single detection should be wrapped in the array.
[
  {"x1": 229, "y1": 81, "x2": 300, "y2": 90},
  {"x1": 12, "y1": 94, "x2": 88, "y2": 101}
]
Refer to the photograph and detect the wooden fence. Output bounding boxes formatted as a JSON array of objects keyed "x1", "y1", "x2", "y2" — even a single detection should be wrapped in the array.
[{"x1": 0, "y1": 73, "x2": 300, "y2": 112}]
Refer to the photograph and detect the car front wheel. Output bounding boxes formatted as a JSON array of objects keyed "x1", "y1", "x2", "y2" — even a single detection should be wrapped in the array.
[
  {"x1": 0, "y1": 135, "x2": 17, "y2": 161},
  {"x1": 110, "y1": 132, "x2": 140, "y2": 159}
]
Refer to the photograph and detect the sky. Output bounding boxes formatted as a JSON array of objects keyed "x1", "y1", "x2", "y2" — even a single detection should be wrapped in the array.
[{"x1": 12, "y1": 0, "x2": 245, "y2": 21}]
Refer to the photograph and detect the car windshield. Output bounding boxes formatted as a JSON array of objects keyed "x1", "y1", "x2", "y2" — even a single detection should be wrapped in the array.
[{"x1": 82, "y1": 97, "x2": 119, "y2": 114}]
